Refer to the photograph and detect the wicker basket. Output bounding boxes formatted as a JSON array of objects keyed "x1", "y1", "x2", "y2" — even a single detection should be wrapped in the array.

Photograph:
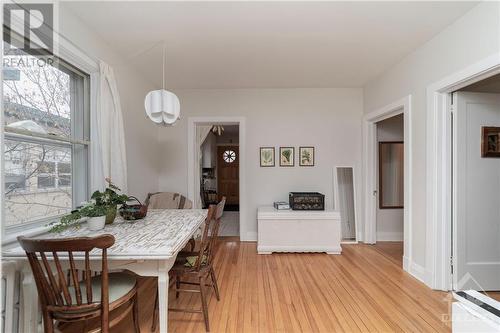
[{"x1": 119, "y1": 196, "x2": 148, "y2": 220}]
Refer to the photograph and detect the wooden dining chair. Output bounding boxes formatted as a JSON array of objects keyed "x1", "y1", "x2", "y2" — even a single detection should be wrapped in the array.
[
  {"x1": 171, "y1": 198, "x2": 225, "y2": 332},
  {"x1": 175, "y1": 197, "x2": 226, "y2": 301},
  {"x1": 17, "y1": 235, "x2": 140, "y2": 333},
  {"x1": 151, "y1": 202, "x2": 222, "y2": 332},
  {"x1": 145, "y1": 192, "x2": 193, "y2": 209}
]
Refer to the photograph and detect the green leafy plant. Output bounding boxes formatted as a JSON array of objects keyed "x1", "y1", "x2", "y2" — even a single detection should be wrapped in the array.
[
  {"x1": 49, "y1": 178, "x2": 129, "y2": 232},
  {"x1": 50, "y1": 203, "x2": 108, "y2": 232},
  {"x1": 91, "y1": 178, "x2": 129, "y2": 206}
]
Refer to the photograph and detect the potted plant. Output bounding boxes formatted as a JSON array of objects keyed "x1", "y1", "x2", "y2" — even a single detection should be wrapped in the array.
[
  {"x1": 82, "y1": 204, "x2": 108, "y2": 230},
  {"x1": 90, "y1": 178, "x2": 129, "y2": 224},
  {"x1": 50, "y1": 202, "x2": 108, "y2": 232},
  {"x1": 50, "y1": 179, "x2": 129, "y2": 232}
]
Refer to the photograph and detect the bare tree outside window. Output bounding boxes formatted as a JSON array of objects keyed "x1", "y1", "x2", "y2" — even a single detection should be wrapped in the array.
[{"x1": 3, "y1": 49, "x2": 74, "y2": 227}]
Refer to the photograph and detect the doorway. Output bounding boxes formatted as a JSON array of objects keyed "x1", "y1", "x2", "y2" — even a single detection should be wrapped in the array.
[
  {"x1": 200, "y1": 125, "x2": 240, "y2": 236},
  {"x1": 188, "y1": 117, "x2": 247, "y2": 240},
  {"x1": 450, "y1": 77, "x2": 500, "y2": 292},
  {"x1": 363, "y1": 95, "x2": 412, "y2": 273},
  {"x1": 216, "y1": 126, "x2": 240, "y2": 236},
  {"x1": 374, "y1": 115, "x2": 404, "y2": 267},
  {"x1": 426, "y1": 58, "x2": 500, "y2": 291}
]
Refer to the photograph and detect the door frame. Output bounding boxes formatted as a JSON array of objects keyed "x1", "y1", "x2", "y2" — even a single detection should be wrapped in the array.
[
  {"x1": 426, "y1": 53, "x2": 500, "y2": 290},
  {"x1": 333, "y1": 165, "x2": 359, "y2": 244},
  {"x1": 363, "y1": 95, "x2": 412, "y2": 273},
  {"x1": 187, "y1": 117, "x2": 248, "y2": 241}
]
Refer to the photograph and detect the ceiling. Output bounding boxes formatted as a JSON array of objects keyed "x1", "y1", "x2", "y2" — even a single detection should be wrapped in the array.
[{"x1": 63, "y1": 1, "x2": 477, "y2": 89}]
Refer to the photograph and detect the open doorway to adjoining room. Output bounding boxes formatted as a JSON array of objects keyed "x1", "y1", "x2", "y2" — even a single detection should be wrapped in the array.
[
  {"x1": 446, "y1": 75, "x2": 500, "y2": 294},
  {"x1": 200, "y1": 125, "x2": 240, "y2": 236},
  {"x1": 363, "y1": 95, "x2": 411, "y2": 273},
  {"x1": 374, "y1": 114, "x2": 404, "y2": 267},
  {"x1": 195, "y1": 121, "x2": 243, "y2": 238}
]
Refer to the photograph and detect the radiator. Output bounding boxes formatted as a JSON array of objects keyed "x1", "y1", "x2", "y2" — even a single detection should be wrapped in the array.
[{"x1": 2, "y1": 261, "x2": 20, "y2": 333}]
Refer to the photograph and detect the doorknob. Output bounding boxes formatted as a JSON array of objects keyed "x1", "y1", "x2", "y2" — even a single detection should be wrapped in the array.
[{"x1": 373, "y1": 190, "x2": 377, "y2": 196}]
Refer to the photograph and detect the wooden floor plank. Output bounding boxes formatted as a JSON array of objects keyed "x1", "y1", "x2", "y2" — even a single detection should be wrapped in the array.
[{"x1": 63, "y1": 240, "x2": 455, "y2": 333}]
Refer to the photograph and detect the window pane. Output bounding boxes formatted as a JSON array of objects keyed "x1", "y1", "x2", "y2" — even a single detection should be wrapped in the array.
[
  {"x1": 4, "y1": 139, "x2": 72, "y2": 227},
  {"x1": 58, "y1": 174, "x2": 71, "y2": 187},
  {"x1": 3, "y1": 45, "x2": 71, "y2": 137}
]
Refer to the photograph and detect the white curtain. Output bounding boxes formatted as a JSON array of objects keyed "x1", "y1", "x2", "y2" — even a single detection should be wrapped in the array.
[
  {"x1": 194, "y1": 125, "x2": 212, "y2": 208},
  {"x1": 90, "y1": 61, "x2": 128, "y2": 193}
]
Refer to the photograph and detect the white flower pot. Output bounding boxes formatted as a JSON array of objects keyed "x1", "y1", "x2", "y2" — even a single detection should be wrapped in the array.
[{"x1": 87, "y1": 216, "x2": 106, "y2": 231}]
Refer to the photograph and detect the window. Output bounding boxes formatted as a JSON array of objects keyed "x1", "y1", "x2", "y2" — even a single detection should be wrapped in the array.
[
  {"x1": 3, "y1": 31, "x2": 90, "y2": 233},
  {"x1": 223, "y1": 150, "x2": 236, "y2": 163}
]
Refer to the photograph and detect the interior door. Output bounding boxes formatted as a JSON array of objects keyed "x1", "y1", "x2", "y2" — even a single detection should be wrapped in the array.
[
  {"x1": 453, "y1": 92, "x2": 500, "y2": 291},
  {"x1": 217, "y1": 145, "x2": 239, "y2": 206}
]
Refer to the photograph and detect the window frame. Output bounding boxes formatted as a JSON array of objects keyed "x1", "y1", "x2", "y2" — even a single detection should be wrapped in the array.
[{"x1": 2, "y1": 28, "x2": 91, "y2": 239}]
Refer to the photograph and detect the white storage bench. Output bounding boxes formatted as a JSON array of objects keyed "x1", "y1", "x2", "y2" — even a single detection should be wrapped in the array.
[{"x1": 257, "y1": 206, "x2": 342, "y2": 255}]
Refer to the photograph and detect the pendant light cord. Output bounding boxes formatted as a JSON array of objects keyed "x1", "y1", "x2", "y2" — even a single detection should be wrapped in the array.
[{"x1": 162, "y1": 42, "x2": 166, "y2": 90}]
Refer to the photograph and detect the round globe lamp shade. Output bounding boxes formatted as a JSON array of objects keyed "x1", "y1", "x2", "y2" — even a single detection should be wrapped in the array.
[{"x1": 144, "y1": 89, "x2": 180, "y2": 125}]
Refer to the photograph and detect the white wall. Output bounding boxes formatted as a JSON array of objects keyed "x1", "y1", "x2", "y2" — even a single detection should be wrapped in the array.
[
  {"x1": 59, "y1": 5, "x2": 161, "y2": 200},
  {"x1": 376, "y1": 114, "x2": 404, "y2": 241},
  {"x1": 363, "y1": 2, "x2": 500, "y2": 269},
  {"x1": 158, "y1": 88, "x2": 363, "y2": 240}
]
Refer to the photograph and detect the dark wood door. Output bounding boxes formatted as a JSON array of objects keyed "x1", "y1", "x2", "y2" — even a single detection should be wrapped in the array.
[{"x1": 217, "y1": 145, "x2": 239, "y2": 205}]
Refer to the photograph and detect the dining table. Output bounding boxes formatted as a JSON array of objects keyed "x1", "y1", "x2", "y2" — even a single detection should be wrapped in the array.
[{"x1": 2, "y1": 208, "x2": 208, "y2": 333}]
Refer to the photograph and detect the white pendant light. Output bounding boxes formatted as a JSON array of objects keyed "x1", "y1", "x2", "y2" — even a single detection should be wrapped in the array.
[{"x1": 144, "y1": 43, "x2": 180, "y2": 125}]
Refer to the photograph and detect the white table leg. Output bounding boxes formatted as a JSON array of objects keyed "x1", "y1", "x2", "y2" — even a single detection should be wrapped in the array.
[
  {"x1": 158, "y1": 260, "x2": 170, "y2": 333},
  {"x1": 21, "y1": 264, "x2": 39, "y2": 333}
]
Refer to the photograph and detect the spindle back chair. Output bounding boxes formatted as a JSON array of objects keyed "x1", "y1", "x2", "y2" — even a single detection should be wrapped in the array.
[{"x1": 18, "y1": 234, "x2": 140, "y2": 333}]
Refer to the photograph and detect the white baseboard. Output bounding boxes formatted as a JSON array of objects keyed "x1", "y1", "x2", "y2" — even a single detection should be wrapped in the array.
[
  {"x1": 257, "y1": 245, "x2": 342, "y2": 254},
  {"x1": 402, "y1": 255, "x2": 410, "y2": 272},
  {"x1": 242, "y1": 231, "x2": 257, "y2": 242},
  {"x1": 376, "y1": 231, "x2": 404, "y2": 241},
  {"x1": 408, "y1": 260, "x2": 427, "y2": 283}
]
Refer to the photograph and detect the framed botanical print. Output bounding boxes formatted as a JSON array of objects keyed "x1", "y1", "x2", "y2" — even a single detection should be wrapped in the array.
[
  {"x1": 279, "y1": 147, "x2": 294, "y2": 167},
  {"x1": 260, "y1": 147, "x2": 275, "y2": 167},
  {"x1": 299, "y1": 146, "x2": 315, "y2": 166},
  {"x1": 482, "y1": 126, "x2": 500, "y2": 158}
]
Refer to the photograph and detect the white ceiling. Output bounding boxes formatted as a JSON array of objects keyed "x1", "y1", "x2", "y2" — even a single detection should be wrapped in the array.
[{"x1": 63, "y1": 1, "x2": 477, "y2": 89}]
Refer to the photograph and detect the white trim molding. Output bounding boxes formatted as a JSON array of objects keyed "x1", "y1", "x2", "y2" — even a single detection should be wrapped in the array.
[
  {"x1": 187, "y1": 117, "x2": 249, "y2": 241},
  {"x1": 363, "y1": 95, "x2": 412, "y2": 274},
  {"x1": 426, "y1": 52, "x2": 500, "y2": 291},
  {"x1": 376, "y1": 232, "x2": 403, "y2": 242},
  {"x1": 408, "y1": 261, "x2": 428, "y2": 284}
]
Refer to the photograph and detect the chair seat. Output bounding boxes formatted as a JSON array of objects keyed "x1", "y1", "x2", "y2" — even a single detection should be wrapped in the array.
[
  {"x1": 176, "y1": 251, "x2": 198, "y2": 258},
  {"x1": 68, "y1": 272, "x2": 136, "y2": 305}
]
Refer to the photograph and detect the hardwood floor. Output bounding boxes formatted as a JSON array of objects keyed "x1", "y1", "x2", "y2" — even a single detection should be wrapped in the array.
[
  {"x1": 67, "y1": 239, "x2": 453, "y2": 332},
  {"x1": 373, "y1": 241, "x2": 404, "y2": 267}
]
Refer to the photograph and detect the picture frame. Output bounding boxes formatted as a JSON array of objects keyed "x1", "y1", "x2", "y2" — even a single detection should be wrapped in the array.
[
  {"x1": 482, "y1": 126, "x2": 500, "y2": 158},
  {"x1": 279, "y1": 147, "x2": 295, "y2": 167},
  {"x1": 260, "y1": 147, "x2": 275, "y2": 167},
  {"x1": 299, "y1": 146, "x2": 315, "y2": 166}
]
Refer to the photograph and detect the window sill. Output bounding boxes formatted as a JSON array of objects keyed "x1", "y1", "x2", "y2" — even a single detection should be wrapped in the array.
[{"x1": 2, "y1": 225, "x2": 52, "y2": 246}]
